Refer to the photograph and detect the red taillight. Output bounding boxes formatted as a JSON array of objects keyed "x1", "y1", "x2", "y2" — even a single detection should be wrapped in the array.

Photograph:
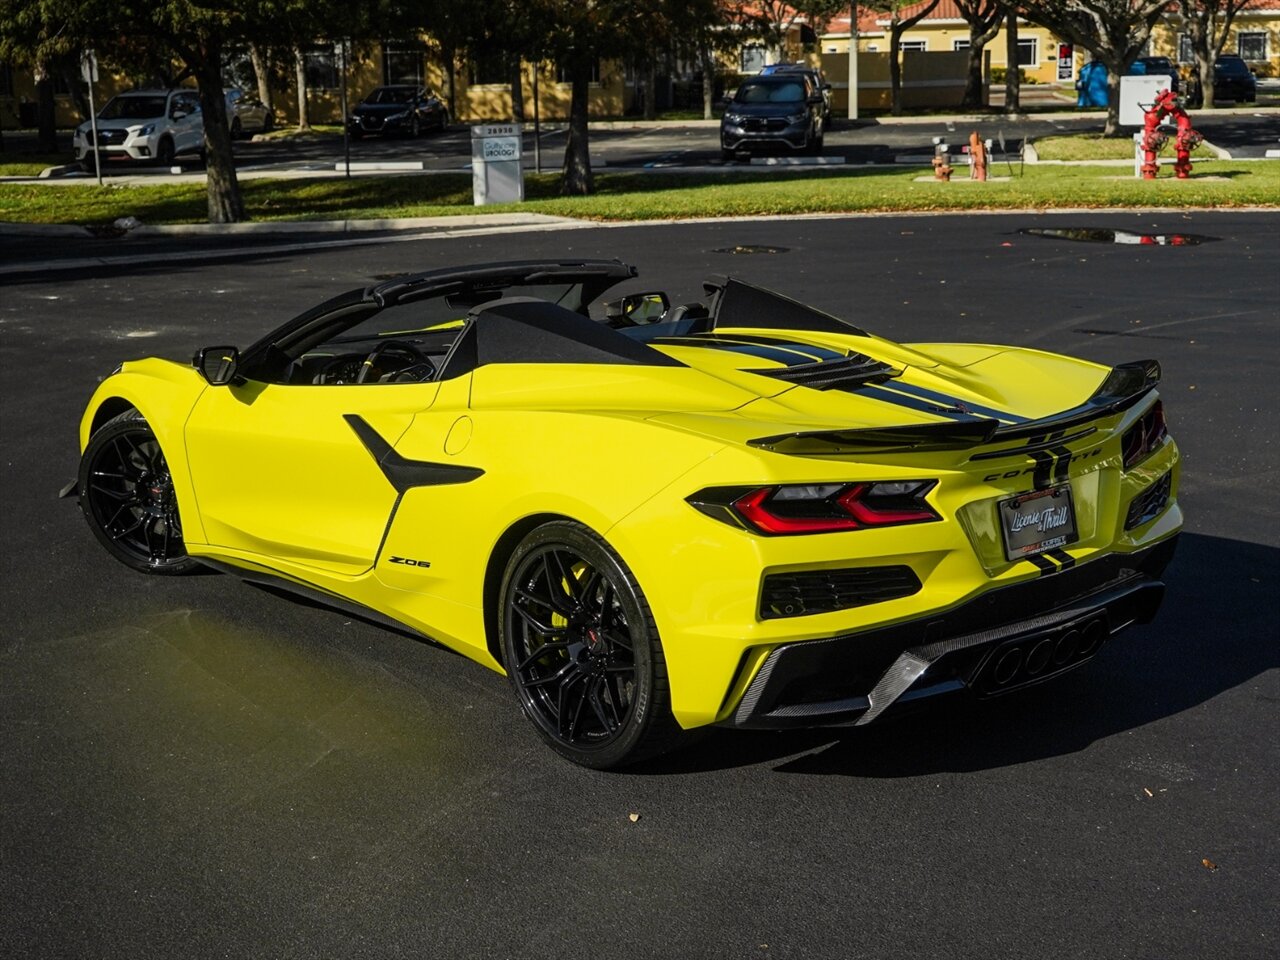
[
  {"x1": 728, "y1": 481, "x2": 939, "y2": 536},
  {"x1": 1122, "y1": 400, "x2": 1167, "y2": 470}
]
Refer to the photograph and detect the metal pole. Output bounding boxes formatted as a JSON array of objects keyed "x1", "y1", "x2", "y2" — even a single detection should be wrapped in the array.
[
  {"x1": 84, "y1": 50, "x2": 103, "y2": 185},
  {"x1": 847, "y1": 3, "x2": 859, "y2": 121},
  {"x1": 532, "y1": 61, "x2": 541, "y2": 175},
  {"x1": 340, "y1": 39, "x2": 351, "y2": 178}
]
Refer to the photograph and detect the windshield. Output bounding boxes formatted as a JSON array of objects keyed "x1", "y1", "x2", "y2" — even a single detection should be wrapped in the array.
[
  {"x1": 364, "y1": 87, "x2": 416, "y2": 104},
  {"x1": 735, "y1": 81, "x2": 806, "y2": 104},
  {"x1": 99, "y1": 96, "x2": 167, "y2": 120}
]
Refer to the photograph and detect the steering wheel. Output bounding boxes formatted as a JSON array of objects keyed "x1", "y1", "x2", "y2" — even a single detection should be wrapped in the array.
[{"x1": 354, "y1": 340, "x2": 436, "y2": 384}]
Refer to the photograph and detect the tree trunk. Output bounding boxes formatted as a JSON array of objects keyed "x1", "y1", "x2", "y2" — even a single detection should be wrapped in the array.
[
  {"x1": 644, "y1": 61, "x2": 657, "y2": 120},
  {"x1": 510, "y1": 59, "x2": 525, "y2": 122},
  {"x1": 1188, "y1": 20, "x2": 1214, "y2": 106},
  {"x1": 889, "y1": 28, "x2": 905, "y2": 116},
  {"x1": 442, "y1": 44, "x2": 457, "y2": 119},
  {"x1": 249, "y1": 43, "x2": 273, "y2": 114},
  {"x1": 194, "y1": 45, "x2": 245, "y2": 223},
  {"x1": 963, "y1": 44, "x2": 986, "y2": 108},
  {"x1": 1103, "y1": 62, "x2": 1122, "y2": 136},
  {"x1": 293, "y1": 46, "x2": 310, "y2": 131},
  {"x1": 55, "y1": 59, "x2": 91, "y2": 124},
  {"x1": 1004, "y1": 11, "x2": 1020, "y2": 114},
  {"x1": 702, "y1": 45, "x2": 713, "y2": 120},
  {"x1": 561, "y1": 59, "x2": 593, "y2": 195}
]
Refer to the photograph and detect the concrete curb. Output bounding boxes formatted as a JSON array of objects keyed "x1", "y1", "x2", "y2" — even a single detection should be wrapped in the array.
[{"x1": 127, "y1": 212, "x2": 583, "y2": 236}]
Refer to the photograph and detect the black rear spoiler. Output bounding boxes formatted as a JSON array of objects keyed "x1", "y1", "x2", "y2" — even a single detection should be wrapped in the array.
[{"x1": 749, "y1": 360, "x2": 1161, "y2": 456}]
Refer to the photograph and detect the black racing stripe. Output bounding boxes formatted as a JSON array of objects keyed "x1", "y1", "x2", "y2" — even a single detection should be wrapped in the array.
[
  {"x1": 1051, "y1": 445, "x2": 1073, "y2": 483},
  {"x1": 345, "y1": 414, "x2": 484, "y2": 493},
  {"x1": 1025, "y1": 554, "x2": 1057, "y2": 577},
  {"x1": 689, "y1": 333, "x2": 849, "y2": 362},
  {"x1": 1045, "y1": 548, "x2": 1076, "y2": 570},
  {"x1": 883, "y1": 381, "x2": 1031, "y2": 424},
  {"x1": 859, "y1": 385, "x2": 987, "y2": 422},
  {"x1": 653, "y1": 337, "x2": 817, "y2": 367},
  {"x1": 1029, "y1": 449, "x2": 1055, "y2": 490}
]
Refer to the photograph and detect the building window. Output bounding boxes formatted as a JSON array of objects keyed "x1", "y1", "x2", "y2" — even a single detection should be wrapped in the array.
[
  {"x1": 383, "y1": 42, "x2": 424, "y2": 86},
  {"x1": 1237, "y1": 32, "x2": 1267, "y2": 61},
  {"x1": 304, "y1": 45, "x2": 339, "y2": 89},
  {"x1": 1178, "y1": 34, "x2": 1194, "y2": 63},
  {"x1": 556, "y1": 59, "x2": 601, "y2": 84},
  {"x1": 899, "y1": 40, "x2": 928, "y2": 53},
  {"x1": 740, "y1": 45, "x2": 767, "y2": 73},
  {"x1": 1016, "y1": 37, "x2": 1038, "y2": 66},
  {"x1": 953, "y1": 39, "x2": 971, "y2": 51}
]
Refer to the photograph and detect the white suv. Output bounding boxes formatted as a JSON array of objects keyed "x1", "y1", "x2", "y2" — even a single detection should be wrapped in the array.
[{"x1": 74, "y1": 89, "x2": 204, "y2": 166}]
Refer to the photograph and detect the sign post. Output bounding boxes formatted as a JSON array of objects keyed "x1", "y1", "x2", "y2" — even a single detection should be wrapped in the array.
[
  {"x1": 81, "y1": 49, "x2": 102, "y2": 185},
  {"x1": 471, "y1": 123, "x2": 524, "y2": 205}
]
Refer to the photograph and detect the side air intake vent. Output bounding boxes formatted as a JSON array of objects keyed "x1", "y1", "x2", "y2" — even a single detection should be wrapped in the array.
[
  {"x1": 760, "y1": 566, "x2": 922, "y2": 620},
  {"x1": 1125, "y1": 470, "x2": 1172, "y2": 530}
]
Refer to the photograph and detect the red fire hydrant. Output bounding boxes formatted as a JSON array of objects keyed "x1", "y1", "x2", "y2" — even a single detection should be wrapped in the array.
[{"x1": 1141, "y1": 88, "x2": 1203, "y2": 180}]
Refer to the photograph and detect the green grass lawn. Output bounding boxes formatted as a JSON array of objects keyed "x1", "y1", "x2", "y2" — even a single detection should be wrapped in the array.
[
  {"x1": 1033, "y1": 133, "x2": 1215, "y2": 161},
  {"x1": 0, "y1": 161, "x2": 1275, "y2": 227},
  {"x1": 0, "y1": 151, "x2": 72, "y2": 177}
]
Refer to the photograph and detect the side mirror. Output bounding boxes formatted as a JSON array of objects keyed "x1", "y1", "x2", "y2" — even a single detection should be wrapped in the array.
[
  {"x1": 194, "y1": 346, "x2": 240, "y2": 385},
  {"x1": 171, "y1": 108, "x2": 189, "y2": 120},
  {"x1": 603, "y1": 291, "x2": 670, "y2": 326}
]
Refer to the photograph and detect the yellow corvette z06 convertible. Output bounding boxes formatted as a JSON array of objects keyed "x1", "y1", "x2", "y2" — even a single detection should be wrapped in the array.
[{"x1": 69, "y1": 260, "x2": 1181, "y2": 768}]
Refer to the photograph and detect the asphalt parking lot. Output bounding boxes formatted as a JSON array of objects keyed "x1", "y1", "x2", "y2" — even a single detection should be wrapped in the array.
[
  {"x1": 2, "y1": 211, "x2": 1277, "y2": 958},
  {"x1": 12, "y1": 107, "x2": 1279, "y2": 180}
]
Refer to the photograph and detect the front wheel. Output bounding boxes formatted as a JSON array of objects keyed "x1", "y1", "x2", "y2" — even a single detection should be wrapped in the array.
[
  {"x1": 78, "y1": 409, "x2": 198, "y2": 575},
  {"x1": 154, "y1": 136, "x2": 175, "y2": 167},
  {"x1": 499, "y1": 521, "x2": 682, "y2": 769}
]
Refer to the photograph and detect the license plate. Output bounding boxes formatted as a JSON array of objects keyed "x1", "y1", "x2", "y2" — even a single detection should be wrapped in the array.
[{"x1": 998, "y1": 484, "x2": 1078, "y2": 561}]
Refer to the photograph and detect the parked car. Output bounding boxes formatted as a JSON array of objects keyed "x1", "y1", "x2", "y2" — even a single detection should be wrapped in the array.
[
  {"x1": 73, "y1": 89, "x2": 204, "y2": 166},
  {"x1": 760, "y1": 62, "x2": 833, "y2": 129},
  {"x1": 720, "y1": 74, "x2": 825, "y2": 159},
  {"x1": 346, "y1": 85, "x2": 449, "y2": 138},
  {"x1": 1185, "y1": 55, "x2": 1258, "y2": 105},
  {"x1": 225, "y1": 88, "x2": 273, "y2": 138},
  {"x1": 68, "y1": 259, "x2": 1182, "y2": 768},
  {"x1": 1129, "y1": 56, "x2": 1180, "y2": 93}
]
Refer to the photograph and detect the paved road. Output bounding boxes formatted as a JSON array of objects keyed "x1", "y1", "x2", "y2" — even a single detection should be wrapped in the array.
[{"x1": 2, "y1": 212, "x2": 1277, "y2": 959}]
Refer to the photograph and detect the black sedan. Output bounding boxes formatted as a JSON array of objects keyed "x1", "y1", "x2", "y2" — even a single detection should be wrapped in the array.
[{"x1": 347, "y1": 85, "x2": 449, "y2": 138}]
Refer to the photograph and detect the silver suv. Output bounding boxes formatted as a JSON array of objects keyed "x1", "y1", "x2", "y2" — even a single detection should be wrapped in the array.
[{"x1": 74, "y1": 89, "x2": 204, "y2": 166}]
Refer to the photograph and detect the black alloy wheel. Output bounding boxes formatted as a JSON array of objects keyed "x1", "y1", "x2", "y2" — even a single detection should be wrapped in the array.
[
  {"x1": 499, "y1": 521, "x2": 681, "y2": 769},
  {"x1": 231, "y1": 117, "x2": 243, "y2": 139},
  {"x1": 78, "y1": 409, "x2": 197, "y2": 575}
]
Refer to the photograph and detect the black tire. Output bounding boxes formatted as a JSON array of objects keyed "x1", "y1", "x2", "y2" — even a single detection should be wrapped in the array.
[
  {"x1": 499, "y1": 520, "x2": 682, "y2": 769},
  {"x1": 78, "y1": 408, "x2": 198, "y2": 576},
  {"x1": 409, "y1": 116, "x2": 421, "y2": 138},
  {"x1": 155, "y1": 136, "x2": 175, "y2": 167},
  {"x1": 720, "y1": 147, "x2": 736, "y2": 162},
  {"x1": 262, "y1": 112, "x2": 274, "y2": 133},
  {"x1": 230, "y1": 117, "x2": 243, "y2": 140}
]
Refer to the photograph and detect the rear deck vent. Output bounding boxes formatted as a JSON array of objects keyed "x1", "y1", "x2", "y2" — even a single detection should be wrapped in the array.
[
  {"x1": 747, "y1": 354, "x2": 896, "y2": 392},
  {"x1": 761, "y1": 565, "x2": 922, "y2": 620}
]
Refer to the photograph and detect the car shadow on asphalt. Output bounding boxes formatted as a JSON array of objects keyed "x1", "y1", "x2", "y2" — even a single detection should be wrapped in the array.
[{"x1": 637, "y1": 532, "x2": 1278, "y2": 777}]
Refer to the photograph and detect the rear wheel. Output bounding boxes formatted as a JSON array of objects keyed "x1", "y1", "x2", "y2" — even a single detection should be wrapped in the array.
[
  {"x1": 230, "y1": 117, "x2": 243, "y2": 139},
  {"x1": 78, "y1": 409, "x2": 198, "y2": 575},
  {"x1": 499, "y1": 521, "x2": 682, "y2": 769}
]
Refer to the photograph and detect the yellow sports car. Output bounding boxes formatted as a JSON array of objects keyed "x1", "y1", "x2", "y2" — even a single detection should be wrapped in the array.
[{"x1": 70, "y1": 260, "x2": 1181, "y2": 768}]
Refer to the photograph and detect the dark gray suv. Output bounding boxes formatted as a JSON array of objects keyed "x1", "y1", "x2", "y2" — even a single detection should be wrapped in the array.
[{"x1": 719, "y1": 75, "x2": 825, "y2": 160}]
